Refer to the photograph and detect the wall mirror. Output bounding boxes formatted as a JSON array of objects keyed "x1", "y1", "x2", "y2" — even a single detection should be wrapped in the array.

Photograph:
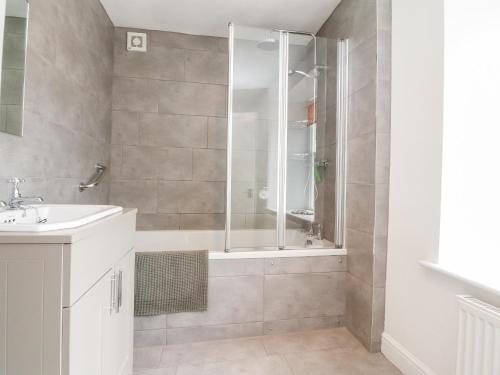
[{"x1": 0, "y1": 0, "x2": 28, "y2": 137}]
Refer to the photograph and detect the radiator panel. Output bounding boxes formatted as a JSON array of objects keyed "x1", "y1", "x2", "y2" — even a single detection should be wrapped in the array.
[{"x1": 457, "y1": 296, "x2": 500, "y2": 375}]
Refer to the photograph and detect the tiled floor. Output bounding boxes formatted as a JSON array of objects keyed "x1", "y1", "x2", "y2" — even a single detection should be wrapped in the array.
[{"x1": 133, "y1": 328, "x2": 402, "y2": 375}]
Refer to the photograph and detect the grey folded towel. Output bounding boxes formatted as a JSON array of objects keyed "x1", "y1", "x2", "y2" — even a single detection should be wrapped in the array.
[{"x1": 134, "y1": 250, "x2": 208, "y2": 316}]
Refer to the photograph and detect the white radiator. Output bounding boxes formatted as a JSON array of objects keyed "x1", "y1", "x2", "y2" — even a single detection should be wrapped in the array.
[{"x1": 457, "y1": 295, "x2": 500, "y2": 375}]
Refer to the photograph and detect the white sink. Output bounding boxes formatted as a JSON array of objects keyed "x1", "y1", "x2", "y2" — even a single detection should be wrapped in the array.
[{"x1": 0, "y1": 205, "x2": 123, "y2": 232}]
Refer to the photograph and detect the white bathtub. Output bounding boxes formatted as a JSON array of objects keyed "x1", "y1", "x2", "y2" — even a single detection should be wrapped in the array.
[{"x1": 135, "y1": 229, "x2": 347, "y2": 259}]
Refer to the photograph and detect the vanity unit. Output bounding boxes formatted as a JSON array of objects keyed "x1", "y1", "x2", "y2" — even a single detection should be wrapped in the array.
[{"x1": 0, "y1": 207, "x2": 137, "y2": 375}]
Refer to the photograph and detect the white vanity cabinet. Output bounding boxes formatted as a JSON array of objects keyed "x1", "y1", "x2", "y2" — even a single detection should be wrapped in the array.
[{"x1": 0, "y1": 209, "x2": 137, "y2": 375}]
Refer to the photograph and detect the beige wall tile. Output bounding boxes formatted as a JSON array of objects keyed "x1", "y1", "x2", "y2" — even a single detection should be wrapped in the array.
[
  {"x1": 349, "y1": 36, "x2": 377, "y2": 95},
  {"x1": 373, "y1": 236, "x2": 388, "y2": 288},
  {"x1": 207, "y1": 117, "x2": 227, "y2": 149},
  {"x1": 185, "y1": 50, "x2": 228, "y2": 85},
  {"x1": 376, "y1": 79, "x2": 391, "y2": 134},
  {"x1": 158, "y1": 181, "x2": 225, "y2": 214},
  {"x1": 347, "y1": 133, "x2": 376, "y2": 184},
  {"x1": 348, "y1": 82, "x2": 376, "y2": 139},
  {"x1": 121, "y1": 145, "x2": 193, "y2": 180},
  {"x1": 151, "y1": 31, "x2": 224, "y2": 52},
  {"x1": 180, "y1": 214, "x2": 225, "y2": 230},
  {"x1": 193, "y1": 149, "x2": 226, "y2": 181},
  {"x1": 374, "y1": 183, "x2": 389, "y2": 237},
  {"x1": 113, "y1": 77, "x2": 159, "y2": 112},
  {"x1": 158, "y1": 81, "x2": 226, "y2": 117},
  {"x1": 110, "y1": 180, "x2": 157, "y2": 213},
  {"x1": 136, "y1": 214, "x2": 181, "y2": 230},
  {"x1": 370, "y1": 287, "x2": 386, "y2": 351},
  {"x1": 345, "y1": 274, "x2": 373, "y2": 351},
  {"x1": 375, "y1": 133, "x2": 390, "y2": 184},
  {"x1": 346, "y1": 184, "x2": 375, "y2": 234},
  {"x1": 346, "y1": 229, "x2": 374, "y2": 286},
  {"x1": 111, "y1": 110, "x2": 139, "y2": 145},
  {"x1": 114, "y1": 44, "x2": 185, "y2": 81},
  {"x1": 3, "y1": 31, "x2": 26, "y2": 69},
  {"x1": 139, "y1": 113, "x2": 207, "y2": 148}
]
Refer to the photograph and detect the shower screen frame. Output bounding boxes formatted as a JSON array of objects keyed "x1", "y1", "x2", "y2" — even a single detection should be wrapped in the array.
[{"x1": 225, "y1": 23, "x2": 347, "y2": 252}]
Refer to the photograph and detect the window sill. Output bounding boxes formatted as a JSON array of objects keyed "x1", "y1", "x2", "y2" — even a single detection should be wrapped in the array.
[{"x1": 419, "y1": 261, "x2": 500, "y2": 298}]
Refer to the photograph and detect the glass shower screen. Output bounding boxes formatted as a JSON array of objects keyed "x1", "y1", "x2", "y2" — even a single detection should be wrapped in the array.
[
  {"x1": 225, "y1": 23, "x2": 338, "y2": 251},
  {"x1": 225, "y1": 24, "x2": 280, "y2": 249}
]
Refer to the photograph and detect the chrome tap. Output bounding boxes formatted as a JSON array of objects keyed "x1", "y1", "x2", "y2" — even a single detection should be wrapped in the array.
[
  {"x1": 305, "y1": 224, "x2": 315, "y2": 247},
  {"x1": 5, "y1": 178, "x2": 44, "y2": 209},
  {"x1": 314, "y1": 223, "x2": 323, "y2": 241}
]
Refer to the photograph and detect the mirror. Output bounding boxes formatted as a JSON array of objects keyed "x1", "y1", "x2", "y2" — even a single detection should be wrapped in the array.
[{"x1": 0, "y1": 0, "x2": 28, "y2": 137}]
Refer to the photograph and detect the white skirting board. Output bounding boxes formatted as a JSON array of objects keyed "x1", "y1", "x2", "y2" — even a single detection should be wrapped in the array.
[{"x1": 381, "y1": 333, "x2": 438, "y2": 375}]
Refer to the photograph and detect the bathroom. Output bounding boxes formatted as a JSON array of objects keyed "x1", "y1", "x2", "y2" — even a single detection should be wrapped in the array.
[{"x1": 1, "y1": 0, "x2": 500, "y2": 374}]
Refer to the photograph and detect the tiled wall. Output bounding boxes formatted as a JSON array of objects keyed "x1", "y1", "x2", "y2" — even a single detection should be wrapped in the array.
[
  {"x1": 317, "y1": 0, "x2": 391, "y2": 352},
  {"x1": 110, "y1": 28, "x2": 228, "y2": 230},
  {"x1": 0, "y1": 17, "x2": 26, "y2": 135},
  {"x1": 133, "y1": 255, "x2": 347, "y2": 347},
  {"x1": 0, "y1": 0, "x2": 114, "y2": 203}
]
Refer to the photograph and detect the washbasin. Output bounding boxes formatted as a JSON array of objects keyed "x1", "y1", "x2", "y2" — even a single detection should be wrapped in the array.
[{"x1": 0, "y1": 204, "x2": 123, "y2": 232}]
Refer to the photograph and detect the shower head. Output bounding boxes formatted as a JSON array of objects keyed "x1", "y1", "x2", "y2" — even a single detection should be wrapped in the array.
[
  {"x1": 288, "y1": 70, "x2": 313, "y2": 78},
  {"x1": 257, "y1": 38, "x2": 279, "y2": 51}
]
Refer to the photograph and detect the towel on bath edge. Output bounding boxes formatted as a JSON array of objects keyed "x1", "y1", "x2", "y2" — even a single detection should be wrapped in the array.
[{"x1": 134, "y1": 250, "x2": 208, "y2": 316}]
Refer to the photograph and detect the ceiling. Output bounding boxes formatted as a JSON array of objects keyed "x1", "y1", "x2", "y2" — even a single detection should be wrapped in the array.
[{"x1": 99, "y1": 0, "x2": 341, "y2": 38}]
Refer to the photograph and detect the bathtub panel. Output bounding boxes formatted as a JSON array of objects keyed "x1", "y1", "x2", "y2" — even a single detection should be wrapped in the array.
[
  {"x1": 166, "y1": 275, "x2": 264, "y2": 328},
  {"x1": 264, "y1": 256, "x2": 347, "y2": 274},
  {"x1": 209, "y1": 259, "x2": 264, "y2": 277},
  {"x1": 263, "y1": 273, "x2": 346, "y2": 321}
]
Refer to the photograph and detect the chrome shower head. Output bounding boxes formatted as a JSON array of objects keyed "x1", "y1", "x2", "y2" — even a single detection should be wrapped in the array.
[{"x1": 257, "y1": 38, "x2": 278, "y2": 51}]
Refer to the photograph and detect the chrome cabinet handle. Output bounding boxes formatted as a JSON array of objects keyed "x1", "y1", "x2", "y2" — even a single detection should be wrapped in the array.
[
  {"x1": 110, "y1": 273, "x2": 117, "y2": 314},
  {"x1": 117, "y1": 270, "x2": 123, "y2": 313}
]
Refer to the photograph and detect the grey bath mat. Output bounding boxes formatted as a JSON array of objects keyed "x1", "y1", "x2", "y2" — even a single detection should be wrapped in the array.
[{"x1": 134, "y1": 250, "x2": 208, "y2": 316}]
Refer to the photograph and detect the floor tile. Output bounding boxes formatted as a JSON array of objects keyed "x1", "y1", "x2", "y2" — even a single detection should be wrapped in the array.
[
  {"x1": 159, "y1": 336, "x2": 267, "y2": 367},
  {"x1": 133, "y1": 346, "x2": 163, "y2": 369},
  {"x1": 176, "y1": 355, "x2": 293, "y2": 375},
  {"x1": 285, "y1": 348, "x2": 402, "y2": 375},
  {"x1": 133, "y1": 328, "x2": 400, "y2": 375},
  {"x1": 262, "y1": 327, "x2": 362, "y2": 355}
]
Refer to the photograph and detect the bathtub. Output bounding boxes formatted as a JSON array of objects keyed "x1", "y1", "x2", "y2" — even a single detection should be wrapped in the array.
[
  {"x1": 135, "y1": 229, "x2": 347, "y2": 258},
  {"x1": 133, "y1": 229, "x2": 347, "y2": 347}
]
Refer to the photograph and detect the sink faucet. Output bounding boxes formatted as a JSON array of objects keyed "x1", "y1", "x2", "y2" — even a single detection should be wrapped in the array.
[{"x1": 5, "y1": 178, "x2": 44, "y2": 210}]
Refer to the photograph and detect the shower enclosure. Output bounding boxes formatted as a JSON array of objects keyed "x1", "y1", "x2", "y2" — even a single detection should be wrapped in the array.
[{"x1": 225, "y1": 23, "x2": 348, "y2": 252}]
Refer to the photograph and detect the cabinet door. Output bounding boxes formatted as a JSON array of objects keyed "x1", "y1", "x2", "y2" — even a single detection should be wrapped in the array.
[
  {"x1": 103, "y1": 250, "x2": 135, "y2": 375},
  {"x1": 63, "y1": 270, "x2": 113, "y2": 375},
  {"x1": 0, "y1": 244, "x2": 63, "y2": 375}
]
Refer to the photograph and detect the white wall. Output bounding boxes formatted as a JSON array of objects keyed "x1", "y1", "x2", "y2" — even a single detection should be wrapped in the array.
[{"x1": 383, "y1": 0, "x2": 500, "y2": 374}]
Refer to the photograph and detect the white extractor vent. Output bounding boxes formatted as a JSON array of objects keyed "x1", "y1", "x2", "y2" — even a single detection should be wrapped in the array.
[{"x1": 456, "y1": 295, "x2": 500, "y2": 375}]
